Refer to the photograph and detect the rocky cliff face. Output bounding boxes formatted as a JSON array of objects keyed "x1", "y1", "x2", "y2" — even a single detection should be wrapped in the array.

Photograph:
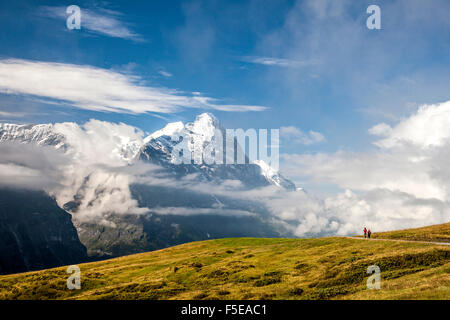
[{"x1": 0, "y1": 188, "x2": 87, "y2": 274}]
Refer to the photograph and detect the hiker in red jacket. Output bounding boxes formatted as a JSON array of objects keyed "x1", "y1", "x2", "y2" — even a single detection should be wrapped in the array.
[{"x1": 364, "y1": 227, "x2": 367, "y2": 238}]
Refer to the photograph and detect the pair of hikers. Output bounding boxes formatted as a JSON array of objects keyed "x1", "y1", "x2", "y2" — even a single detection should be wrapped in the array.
[{"x1": 363, "y1": 227, "x2": 372, "y2": 239}]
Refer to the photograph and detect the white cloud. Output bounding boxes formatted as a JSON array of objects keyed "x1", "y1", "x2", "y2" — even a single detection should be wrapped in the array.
[
  {"x1": 368, "y1": 123, "x2": 392, "y2": 137},
  {"x1": 52, "y1": 119, "x2": 145, "y2": 166},
  {"x1": 243, "y1": 56, "x2": 317, "y2": 68},
  {"x1": 62, "y1": 168, "x2": 148, "y2": 221},
  {"x1": 0, "y1": 142, "x2": 67, "y2": 190},
  {"x1": 280, "y1": 126, "x2": 325, "y2": 145},
  {"x1": 370, "y1": 101, "x2": 450, "y2": 148},
  {"x1": 0, "y1": 120, "x2": 153, "y2": 221},
  {"x1": 0, "y1": 111, "x2": 27, "y2": 118},
  {"x1": 0, "y1": 59, "x2": 268, "y2": 114},
  {"x1": 158, "y1": 70, "x2": 173, "y2": 77},
  {"x1": 150, "y1": 207, "x2": 256, "y2": 217},
  {"x1": 39, "y1": 6, "x2": 144, "y2": 42},
  {"x1": 279, "y1": 101, "x2": 450, "y2": 235},
  {"x1": 282, "y1": 148, "x2": 445, "y2": 201},
  {"x1": 48, "y1": 120, "x2": 151, "y2": 220}
]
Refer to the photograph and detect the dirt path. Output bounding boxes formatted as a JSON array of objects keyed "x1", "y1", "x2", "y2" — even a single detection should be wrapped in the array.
[{"x1": 345, "y1": 237, "x2": 450, "y2": 246}]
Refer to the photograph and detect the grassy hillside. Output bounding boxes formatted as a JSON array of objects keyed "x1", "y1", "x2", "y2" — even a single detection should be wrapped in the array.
[
  {"x1": 370, "y1": 223, "x2": 450, "y2": 243},
  {"x1": 0, "y1": 224, "x2": 449, "y2": 300}
]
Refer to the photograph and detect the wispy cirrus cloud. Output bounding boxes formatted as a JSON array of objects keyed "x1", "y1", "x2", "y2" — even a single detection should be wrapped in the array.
[
  {"x1": 0, "y1": 59, "x2": 268, "y2": 115},
  {"x1": 242, "y1": 56, "x2": 318, "y2": 68},
  {"x1": 158, "y1": 70, "x2": 173, "y2": 78},
  {"x1": 0, "y1": 111, "x2": 28, "y2": 119},
  {"x1": 38, "y1": 6, "x2": 144, "y2": 42}
]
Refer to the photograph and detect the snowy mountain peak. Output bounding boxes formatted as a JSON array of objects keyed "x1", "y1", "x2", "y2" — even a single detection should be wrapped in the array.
[
  {"x1": 138, "y1": 113, "x2": 296, "y2": 190},
  {"x1": 190, "y1": 113, "x2": 221, "y2": 131},
  {"x1": 144, "y1": 121, "x2": 184, "y2": 143},
  {"x1": 0, "y1": 114, "x2": 296, "y2": 190},
  {"x1": 143, "y1": 113, "x2": 221, "y2": 144},
  {"x1": 142, "y1": 113, "x2": 223, "y2": 155},
  {"x1": 184, "y1": 112, "x2": 222, "y2": 143},
  {"x1": 0, "y1": 122, "x2": 66, "y2": 149}
]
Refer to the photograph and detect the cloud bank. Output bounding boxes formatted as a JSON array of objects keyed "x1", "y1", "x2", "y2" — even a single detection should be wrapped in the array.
[
  {"x1": 281, "y1": 101, "x2": 450, "y2": 235},
  {"x1": 0, "y1": 120, "x2": 151, "y2": 221},
  {"x1": 0, "y1": 142, "x2": 66, "y2": 190}
]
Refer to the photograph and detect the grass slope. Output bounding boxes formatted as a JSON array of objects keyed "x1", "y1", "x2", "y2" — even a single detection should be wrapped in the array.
[
  {"x1": 0, "y1": 224, "x2": 449, "y2": 300},
  {"x1": 370, "y1": 223, "x2": 450, "y2": 243}
]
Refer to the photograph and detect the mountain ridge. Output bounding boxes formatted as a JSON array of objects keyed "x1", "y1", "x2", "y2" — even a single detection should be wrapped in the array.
[
  {"x1": 0, "y1": 113, "x2": 296, "y2": 262},
  {"x1": 0, "y1": 113, "x2": 295, "y2": 190}
]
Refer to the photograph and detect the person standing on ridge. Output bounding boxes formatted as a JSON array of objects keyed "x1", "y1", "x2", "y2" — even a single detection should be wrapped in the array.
[
  {"x1": 368, "y1": 229, "x2": 372, "y2": 239},
  {"x1": 364, "y1": 227, "x2": 367, "y2": 238}
]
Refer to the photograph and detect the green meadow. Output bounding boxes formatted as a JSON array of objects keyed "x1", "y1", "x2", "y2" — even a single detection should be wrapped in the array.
[{"x1": 0, "y1": 223, "x2": 449, "y2": 300}]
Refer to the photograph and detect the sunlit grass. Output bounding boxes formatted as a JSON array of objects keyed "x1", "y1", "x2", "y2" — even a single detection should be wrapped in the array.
[
  {"x1": 0, "y1": 224, "x2": 448, "y2": 300},
  {"x1": 371, "y1": 222, "x2": 450, "y2": 243}
]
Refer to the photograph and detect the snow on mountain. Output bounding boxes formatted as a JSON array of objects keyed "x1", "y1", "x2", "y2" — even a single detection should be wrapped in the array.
[
  {"x1": 138, "y1": 113, "x2": 296, "y2": 190},
  {"x1": 0, "y1": 123, "x2": 66, "y2": 149},
  {"x1": 0, "y1": 121, "x2": 143, "y2": 164},
  {"x1": 142, "y1": 113, "x2": 221, "y2": 162},
  {"x1": 0, "y1": 113, "x2": 295, "y2": 190},
  {"x1": 184, "y1": 112, "x2": 221, "y2": 145},
  {"x1": 253, "y1": 159, "x2": 295, "y2": 190},
  {"x1": 0, "y1": 114, "x2": 296, "y2": 258},
  {"x1": 143, "y1": 121, "x2": 184, "y2": 143}
]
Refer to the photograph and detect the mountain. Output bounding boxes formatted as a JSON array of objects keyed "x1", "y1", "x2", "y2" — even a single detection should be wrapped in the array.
[
  {"x1": 0, "y1": 114, "x2": 295, "y2": 190},
  {"x1": 0, "y1": 188, "x2": 87, "y2": 275},
  {"x1": 138, "y1": 113, "x2": 296, "y2": 190},
  {"x1": 1, "y1": 223, "x2": 448, "y2": 300},
  {"x1": 0, "y1": 123, "x2": 66, "y2": 148},
  {"x1": 75, "y1": 182, "x2": 288, "y2": 258},
  {"x1": 0, "y1": 113, "x2": 296, "y2": 261}
]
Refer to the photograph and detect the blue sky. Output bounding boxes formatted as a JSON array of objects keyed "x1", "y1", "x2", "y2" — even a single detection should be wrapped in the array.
[
  {"x1": 1, "y1": 0, "x2": 450, "y2": 158},
  {"x1": 2, "y1": 0, "x2": 450, "y2": 233}
]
